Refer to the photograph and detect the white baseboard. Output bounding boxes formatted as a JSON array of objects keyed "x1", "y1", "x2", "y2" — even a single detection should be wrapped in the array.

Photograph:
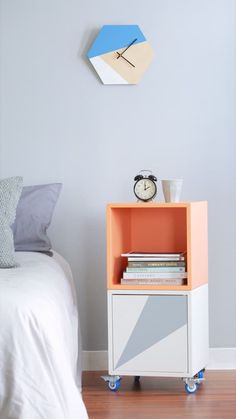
[
  {"x1": 82, "y1": 348, "x2": 236, "y2": 371},
  {"x1": 207, "y1": 348, "x2": 236, "y2": 370},
  {"x1": 82, "y1": 350, "x2": 108, "y2": 371}
]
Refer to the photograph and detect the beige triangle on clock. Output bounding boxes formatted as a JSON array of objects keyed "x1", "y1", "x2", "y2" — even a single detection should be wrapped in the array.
[{"x1": 100, "y1": 41, "x2": 154, "y2": 84}]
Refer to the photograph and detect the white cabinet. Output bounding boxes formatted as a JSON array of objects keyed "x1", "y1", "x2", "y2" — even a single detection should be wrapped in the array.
[{"x1": 108, "y1": 286, "x2": 209, "y2": 378}]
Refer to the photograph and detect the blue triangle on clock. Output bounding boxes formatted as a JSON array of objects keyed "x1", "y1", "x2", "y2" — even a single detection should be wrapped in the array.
[{"x1": 87, "y1": 25, "x2": 146, "y2": 58}]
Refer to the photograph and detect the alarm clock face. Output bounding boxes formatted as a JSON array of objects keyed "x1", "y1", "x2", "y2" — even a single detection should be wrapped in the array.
[
  {"x1": 87, "y1": 25, "x2": 154, "y2": 84},
  {"x1": 134, "y1": 178, "x2": 157, "y2": 201}
]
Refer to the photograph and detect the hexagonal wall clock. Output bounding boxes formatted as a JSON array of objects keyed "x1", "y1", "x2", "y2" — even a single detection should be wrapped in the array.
[{"x1": 87, "y1": 25, "x2": 154, "y2": 85}]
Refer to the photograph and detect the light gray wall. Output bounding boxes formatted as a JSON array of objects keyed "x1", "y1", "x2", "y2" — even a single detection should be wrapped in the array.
[{"x1": 0, "y1": 0, "x2": 235, "y2": 349}]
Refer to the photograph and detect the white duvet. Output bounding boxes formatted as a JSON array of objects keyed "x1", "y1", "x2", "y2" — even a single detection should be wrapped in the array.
[{"x1": 0, "y1": 252, "x2": 88, "y2": 419}]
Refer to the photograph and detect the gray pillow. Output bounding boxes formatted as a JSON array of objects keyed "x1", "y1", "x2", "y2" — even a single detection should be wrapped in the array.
[
  {"x1": 0, "y1": 176, "x2": 23, "y2": 268},
  {"x1": 12, "y1": 183, "x2": 62, "y2": 252}
]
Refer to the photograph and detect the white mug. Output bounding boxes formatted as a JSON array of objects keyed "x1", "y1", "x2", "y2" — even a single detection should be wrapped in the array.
[{"x1": 161, "y1": 179, "x2": 183, "y2": 203}]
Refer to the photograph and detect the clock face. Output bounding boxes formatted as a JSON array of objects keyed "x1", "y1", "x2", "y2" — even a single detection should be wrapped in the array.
[
  {"x1": 134, "y1": 178, "x2": 157, "y2": 201},
  {"x1": 87, "y1": 25, "x2": 154, "y2": 85}
]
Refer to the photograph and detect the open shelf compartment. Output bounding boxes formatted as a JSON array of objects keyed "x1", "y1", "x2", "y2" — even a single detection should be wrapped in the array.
[{"x1": 107, "y1": 202, "x2": 208, "y2": 291}]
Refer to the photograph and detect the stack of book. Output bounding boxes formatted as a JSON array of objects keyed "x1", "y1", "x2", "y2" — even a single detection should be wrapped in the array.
[{"x1": 121, "y1": 252, "x2": 187, "y2": 285}]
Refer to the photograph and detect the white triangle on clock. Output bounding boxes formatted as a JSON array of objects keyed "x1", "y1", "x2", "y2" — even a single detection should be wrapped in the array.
[{"x1": 89, "y1": 56, "x2": 128, "y2": 85}]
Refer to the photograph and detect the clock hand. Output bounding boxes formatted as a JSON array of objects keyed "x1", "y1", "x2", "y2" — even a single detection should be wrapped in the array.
[
  {"x1": 116, "y1": 52, "x2": 135, "y2": 67},
  {"x1": 117, "y1": 38, "x2": 137, "y2": 58},
  {"x1": 116, "y1": 38, "x2": 137, "y2": 67}
]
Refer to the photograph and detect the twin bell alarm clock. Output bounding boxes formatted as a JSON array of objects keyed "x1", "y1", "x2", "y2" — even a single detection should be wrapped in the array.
[{"x1": 133, "y1": 170, "x2": 157, "y2": 202}]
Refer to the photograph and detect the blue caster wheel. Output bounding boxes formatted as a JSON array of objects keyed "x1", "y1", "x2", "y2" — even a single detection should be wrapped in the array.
[
  {"x1": 194, "y1": 369, "x2": 205, "y2": 385},
  {"x1": 197, "y1": 370, "x2": 204, "y2": 379},
  {"x1": 108, "y1": 379, "x2": 121, "y2": 392},
  {"x1": 185, "y1": 382, "x2": 198, "y2": 394}
]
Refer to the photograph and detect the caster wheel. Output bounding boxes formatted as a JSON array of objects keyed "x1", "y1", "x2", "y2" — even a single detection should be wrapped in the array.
[
  {"x1": 108, "y1": 380, "x2": 121, "y2": 392},
  {"x1": 134, "y1": 376, "x2": 140, "y2": 383},
  {"x1": 185, "y1": 383, "x2": 198, "y2": 394},
  {"x1": 197, "y1": 370, "x2": 204, "y2": 379}
]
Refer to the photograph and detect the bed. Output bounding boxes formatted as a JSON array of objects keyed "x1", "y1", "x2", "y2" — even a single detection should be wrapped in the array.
[{"x1": 0, "y1": 251, "x2": 88, "y2": 419}]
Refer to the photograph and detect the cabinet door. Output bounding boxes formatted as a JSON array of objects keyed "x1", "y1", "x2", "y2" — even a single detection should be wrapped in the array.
[{"x1": 111, "y1": 294, "x2": 188, "y2": 374}]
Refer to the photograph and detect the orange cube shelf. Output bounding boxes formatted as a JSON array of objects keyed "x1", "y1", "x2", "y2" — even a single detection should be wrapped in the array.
[{"x1": 106, "y1": 202, "x2": 208, "y2": 291}]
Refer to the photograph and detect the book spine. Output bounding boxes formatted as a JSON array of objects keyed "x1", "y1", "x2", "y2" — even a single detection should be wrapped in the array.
[
  {"x1": 128, "y1": 261, "x2": 186, "y2": 268},
  {"x1": 123, "y1": 272, "x2": 187, "y2": 279},
  {"x1": 126, "y1": 267, "x2": 185, "y2": 273},
  {"x1": 127, "y1": 257, "x2": 185, "y2": 262},
  {"x1": 121, "y1": 278, "x2": 186, "y2": 285},
  {"x1": 121, "y1": 253, "x2": 185, "y2": 257}
]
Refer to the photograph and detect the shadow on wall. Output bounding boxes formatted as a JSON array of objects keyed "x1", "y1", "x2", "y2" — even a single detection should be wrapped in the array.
[
  {"x1": 79, "y1": 27, "x2": 101, "y2": 83},
  {"x1": 79, "y1": 209, "x2": 107, "y2": 348}
]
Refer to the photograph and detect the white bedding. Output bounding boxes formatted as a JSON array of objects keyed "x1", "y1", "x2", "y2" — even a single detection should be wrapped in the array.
[{"x1": 0, "y1": 252, "x2": 88, "y2": 419}]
